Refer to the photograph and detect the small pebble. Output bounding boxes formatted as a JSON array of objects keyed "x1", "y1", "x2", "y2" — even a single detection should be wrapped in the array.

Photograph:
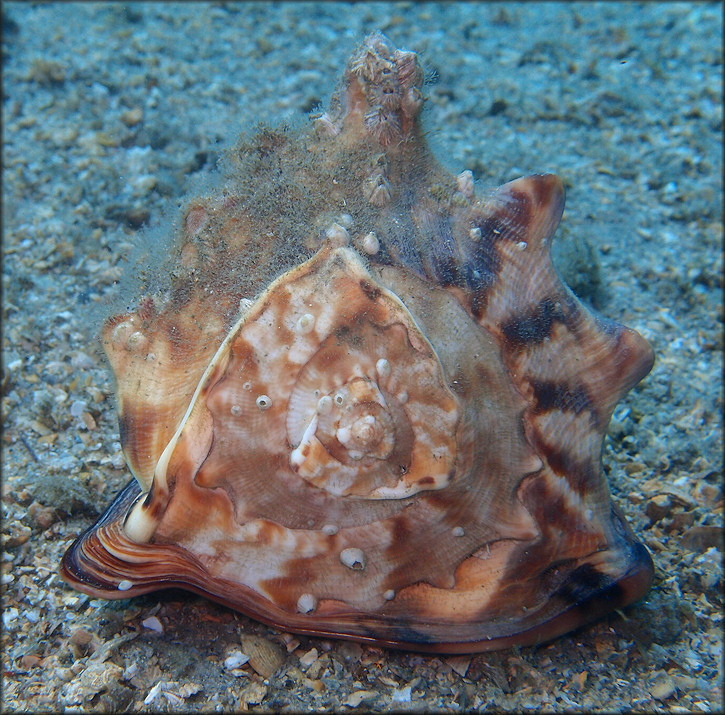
[
  {"x1": 3, "y1": 608, "x2": 19, "y2": 627},
  {"x1": 645, "y1": 494, "x2": 673, "y2": 523},
  {"x1": 299, "y1": 648, "x2": 319, "y2": 669},
  {"x1": 120, "y1": 107, "x2": 144, "y2": 126},
  {"x1": 650, "y1": 675, "x2": 677, "y2": 701}
]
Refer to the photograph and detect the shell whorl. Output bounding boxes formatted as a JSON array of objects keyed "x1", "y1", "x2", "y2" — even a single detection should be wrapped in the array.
[{"x1": 121, "y1": 246, "x2": 461, "y2": 544}]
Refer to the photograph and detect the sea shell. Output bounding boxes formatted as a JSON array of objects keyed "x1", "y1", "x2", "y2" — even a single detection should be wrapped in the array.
[{"x1": 61, "y1": 33, "x2": 655, "y2": 653}]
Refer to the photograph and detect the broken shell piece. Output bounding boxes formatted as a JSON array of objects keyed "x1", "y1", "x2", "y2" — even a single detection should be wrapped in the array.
[
  {"x1": 224, "y1": 650, "x2": 250, "y2": 670},
  {"x1": 240, "y1": 635, "x2": 285, "y2": 679},
  {"x1": 142, "y1": 616, "x2": 163, "y2": 633}
]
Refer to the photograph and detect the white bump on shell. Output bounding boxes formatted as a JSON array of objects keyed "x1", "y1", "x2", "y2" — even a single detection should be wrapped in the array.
[
  {"x1": 297, "y1": 593, "x2": 317, "y2": 613},
  {"x1": 362, "y1": 231, "x2": 380, "y2": 255},
  {"x1": 376, "y1": 358, "x2": 391, "y2": 379},
  {"x1": 456, "y1": 169, "x2": 475, "y2": 199},
  {"x1": 325, "y1": 223, "x2": 349, "y2": 246},
  {"x1": 296, "y1": 313, "x2": 315, "y2": 334},
  {"x1": 317, "y1": 395, "x2": 333, "y2": 415},
  {"x1": 256, "y1": 394, "x2": 272, "y2": 410},
  {"x1": 340, "y1": 547, "x2": 366, "y2": 570}
]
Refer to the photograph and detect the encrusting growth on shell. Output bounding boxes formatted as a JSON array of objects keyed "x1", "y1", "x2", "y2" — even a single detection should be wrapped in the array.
[
  {"x1": 361, "y1": 231, "x2": 380, "y2": 255},
  {"x1": 61, "y1": 33, "x2": 655, "y2": 654},
  {"x1": 456, "y1": 170, "x2": 475, "y2": 200},
  {"x1": 297, "y1": 593, "x2": 317, "y2": 614},
  {"x1": 339, "y1": 547, "x2": 366, "y2": 571}
]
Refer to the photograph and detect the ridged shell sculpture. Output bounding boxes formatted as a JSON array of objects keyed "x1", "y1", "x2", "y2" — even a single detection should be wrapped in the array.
[{"x1": 61, "y1": 33, "x2": 655, "y2": 653}]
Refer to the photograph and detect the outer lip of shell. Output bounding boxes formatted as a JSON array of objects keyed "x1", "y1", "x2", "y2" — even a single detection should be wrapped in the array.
[{"x1": 59, "y1": 478, "x2": 654, "y2": 654}]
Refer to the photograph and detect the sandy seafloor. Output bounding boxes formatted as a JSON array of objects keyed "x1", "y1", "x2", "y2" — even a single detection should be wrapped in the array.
[{"x1": 2, "y1": 2, "x2": 722, "y2": 712}]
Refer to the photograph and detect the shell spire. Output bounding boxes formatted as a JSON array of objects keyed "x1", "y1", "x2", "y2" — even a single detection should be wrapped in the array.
[{"x1": 316, "y1": 32, "x2": 425, "y2": 146}]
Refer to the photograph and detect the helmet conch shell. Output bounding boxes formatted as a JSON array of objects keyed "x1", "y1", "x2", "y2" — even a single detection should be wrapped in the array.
[{"x1": 61, "y1": 33, "x2": 654, "y2": 653}]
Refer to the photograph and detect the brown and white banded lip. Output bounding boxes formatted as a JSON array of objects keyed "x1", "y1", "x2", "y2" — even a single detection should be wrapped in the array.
[
  {"x1": 61, "y1": 477, "x2": 654, "y2": 653},
  {"x1": 60, "y1": 32, "x2": 655, "y2": 654}
]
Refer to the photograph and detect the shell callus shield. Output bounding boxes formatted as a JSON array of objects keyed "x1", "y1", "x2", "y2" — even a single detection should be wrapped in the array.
[{"x1": 61, "y1": 33, "x2": 655, "y2": 653}]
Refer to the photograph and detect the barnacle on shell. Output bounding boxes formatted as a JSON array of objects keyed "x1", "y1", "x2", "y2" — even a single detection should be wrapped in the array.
[{"x1": 61, "y1": 33, "x2": 654, "y2": 653}]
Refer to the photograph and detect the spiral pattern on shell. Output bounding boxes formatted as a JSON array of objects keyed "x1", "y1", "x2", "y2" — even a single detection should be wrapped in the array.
[{"x1": 285, "y1": 297, "x2": 459, "y2": 499}]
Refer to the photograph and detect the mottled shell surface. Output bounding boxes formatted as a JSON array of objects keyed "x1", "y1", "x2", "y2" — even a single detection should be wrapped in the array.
[{"x1": 61, "y1": 33, "x2": 655, "y2": 653}]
